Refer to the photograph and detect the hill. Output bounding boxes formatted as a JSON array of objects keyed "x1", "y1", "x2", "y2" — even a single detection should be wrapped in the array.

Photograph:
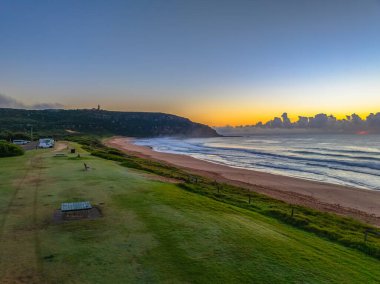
[
  {"x1": 0, "y1": 144, "x2": 379, "y2": 282},
  {"x1": 0, "y1": 108, "x2": 218, "y2": 138}
]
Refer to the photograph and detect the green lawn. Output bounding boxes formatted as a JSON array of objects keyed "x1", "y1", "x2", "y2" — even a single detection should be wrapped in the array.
[{"x1": 0, "y1": 144, "x2": 379, "y2": 283}]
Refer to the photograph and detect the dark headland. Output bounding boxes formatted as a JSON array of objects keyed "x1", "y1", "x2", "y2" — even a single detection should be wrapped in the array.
[{"x1": 0, "y1": 108, "x2": 219, "y2": 138}]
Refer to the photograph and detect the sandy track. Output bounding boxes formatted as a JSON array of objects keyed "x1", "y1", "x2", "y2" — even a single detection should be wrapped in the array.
[
  {"x1": 105, "y1": 137, "x2": 380, "y2": 226},
  {"x1": 53, "y1": 141, "x2": 69, "y2": 152}
]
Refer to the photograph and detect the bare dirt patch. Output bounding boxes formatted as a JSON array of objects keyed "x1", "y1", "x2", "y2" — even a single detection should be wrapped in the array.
[
  {"x1": 53, "y1": 207, "x2": 102, "y2": 223},
  {"x1": 65, "y1": 129, "x2": 79, "y2": 134},
  {"x1": 1, "y1": 268, "x2": 41, "y2": 284}
]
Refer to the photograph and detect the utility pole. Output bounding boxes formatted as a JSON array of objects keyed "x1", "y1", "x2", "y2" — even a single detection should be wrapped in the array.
[{"x1": 27, "y1": 124, "x2": 33, "y2": 141}]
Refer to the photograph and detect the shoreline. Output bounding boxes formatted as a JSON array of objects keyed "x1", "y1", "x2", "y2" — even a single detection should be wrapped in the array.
[{"x1": 105, "y1": 136, "x2": 380, "y2": 226}]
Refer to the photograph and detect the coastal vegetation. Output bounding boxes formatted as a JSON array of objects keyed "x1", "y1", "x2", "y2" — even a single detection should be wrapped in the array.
[
  {"x1": 0, "y1": 140, "x2": 24, "y2": 158},
  {"x1": 0, "y1": 143, "x2": 379, "y2": 282},
  {"x1": 69, "y1": 136, "x2": 380, "y2": 260},
  {"x1": 0, "y1": 131, "x2": 31, "y2": 142},
  {"x1": 0, "y1": 108, "x2": 218, "y2": 139}
]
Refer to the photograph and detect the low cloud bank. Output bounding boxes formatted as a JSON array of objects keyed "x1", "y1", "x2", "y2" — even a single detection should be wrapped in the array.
[
  {"x1": 216, "y1": 112, "x2": 380, "y2": 135},
  {"x1": 0, "y1": 94, "x2": 64, "y2": 110}
]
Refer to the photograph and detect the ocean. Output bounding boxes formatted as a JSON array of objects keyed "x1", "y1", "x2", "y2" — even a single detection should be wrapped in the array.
[{"x1": 134, "y1": 134, "x2": 380, "y2": 190}]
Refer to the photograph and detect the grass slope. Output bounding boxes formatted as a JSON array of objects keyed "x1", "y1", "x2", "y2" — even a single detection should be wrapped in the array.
[{"x1": 0, "y1": 144, "x2": 379, "y2": 283}]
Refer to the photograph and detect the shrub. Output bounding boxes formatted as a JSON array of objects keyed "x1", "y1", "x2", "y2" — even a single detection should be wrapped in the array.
[
  {"x1": 90, "y1": 150, "x2": 125, "y2": 162},
  {"x1": 120, "y1": 160, "x2": 143, "y2": 170},
  {"x1": 107, "y1": 149, "x2": 125, "y2": 156},
  {"x1": 0, "y1": 131, "x2": 31, "y2": 141},
  {"x1": 0, "y1": 141, "x2": 24, "y2": 158}
]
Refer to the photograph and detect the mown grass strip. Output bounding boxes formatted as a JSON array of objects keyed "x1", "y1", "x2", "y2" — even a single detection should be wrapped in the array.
[{"x1": 67, "y1": 136, "x2": 380, "y2": 259}]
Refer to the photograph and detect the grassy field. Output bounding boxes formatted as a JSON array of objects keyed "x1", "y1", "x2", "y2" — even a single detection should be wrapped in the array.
[
  {"x1": 0, "y1": 144, "x2": 379, "y2": 283},
  {"x1": 85, "y1": 137, "x2": 380, "y2": 259}
]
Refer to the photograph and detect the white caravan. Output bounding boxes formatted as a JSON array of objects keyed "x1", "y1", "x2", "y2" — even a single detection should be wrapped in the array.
[
  {"x1": 13, "y1": 140, "x2": 30, "y2": 145},
  {"x1": 38, "y1": 138, "x2": 55, "y2": 148}
]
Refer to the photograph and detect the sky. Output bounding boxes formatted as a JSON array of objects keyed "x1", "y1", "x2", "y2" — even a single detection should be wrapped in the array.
[{"x1": 1, "y1": 0, "x2": 380, "y2": 126}]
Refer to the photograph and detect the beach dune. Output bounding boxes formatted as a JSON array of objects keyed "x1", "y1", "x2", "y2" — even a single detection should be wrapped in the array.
[{"x1": 106, "y1": 137, "x2": 380, "y2": 226}]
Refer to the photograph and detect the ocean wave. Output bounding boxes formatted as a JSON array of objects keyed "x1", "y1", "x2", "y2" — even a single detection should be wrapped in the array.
[
  {"x1": 307, "y1": 147, "x2": 380, "y2": 156},
  {"x1": 198, "y1": 145, "x2": 380, "y2": 172},
  {"x1": 134, "y1": 135, "x2": 380, "y2": 190},
  {"x1": 290, "y1": 150, "x2": 380, "y2": 161}
]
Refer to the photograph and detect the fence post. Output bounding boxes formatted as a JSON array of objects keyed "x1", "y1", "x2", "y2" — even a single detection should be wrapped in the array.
[
  {"x1": 291, "y1": 207, "x2": 294, "y2": 217},
  {"x1": 248, "y1": 195, "x2": 251, "y2": 204}
]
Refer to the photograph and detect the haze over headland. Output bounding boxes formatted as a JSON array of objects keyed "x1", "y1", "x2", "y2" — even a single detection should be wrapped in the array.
[
  {"x1": 1, "y1": 0, "x2": 380, "y2": 125},
  {"x1": 0, "y1": 93, "x2": 63, "y2": 110}
]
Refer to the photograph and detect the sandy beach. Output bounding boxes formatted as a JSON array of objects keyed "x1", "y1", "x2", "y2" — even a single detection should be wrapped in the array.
[{"x1": 105, "y1": 137, "x2": 380, "y2": 226}]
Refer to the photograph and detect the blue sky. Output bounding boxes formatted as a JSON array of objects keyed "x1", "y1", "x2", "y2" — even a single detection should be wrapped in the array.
[{"x1": 1, "y1": 0, "x2": 380, "y2": 125}]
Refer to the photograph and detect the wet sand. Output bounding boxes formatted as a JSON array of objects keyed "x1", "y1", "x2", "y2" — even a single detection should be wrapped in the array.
[{"x1": 105, "y1": 137, "x2": 380, "y2": 226}]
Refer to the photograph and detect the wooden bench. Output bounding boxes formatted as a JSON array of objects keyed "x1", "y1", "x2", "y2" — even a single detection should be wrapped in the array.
[
  {"x1": 54, "y1": 153, "x2": 67, "y2": 157},
  {"x1": 84, "y1": 163, "x2": 91, "y2": 171}
]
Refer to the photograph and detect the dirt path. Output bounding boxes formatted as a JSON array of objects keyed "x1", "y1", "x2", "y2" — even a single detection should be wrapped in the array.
[
  {"x1": 53, "y1": 141, "x2": 69, "y2": 152},
  {"x1": 0, "y1": 153, "x2": 44, "y2": 283}
]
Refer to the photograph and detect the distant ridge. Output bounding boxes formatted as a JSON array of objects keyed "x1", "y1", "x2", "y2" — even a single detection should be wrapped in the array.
[{"x1": 0, "y1": 108, "x2": 219, "y2": 138}]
